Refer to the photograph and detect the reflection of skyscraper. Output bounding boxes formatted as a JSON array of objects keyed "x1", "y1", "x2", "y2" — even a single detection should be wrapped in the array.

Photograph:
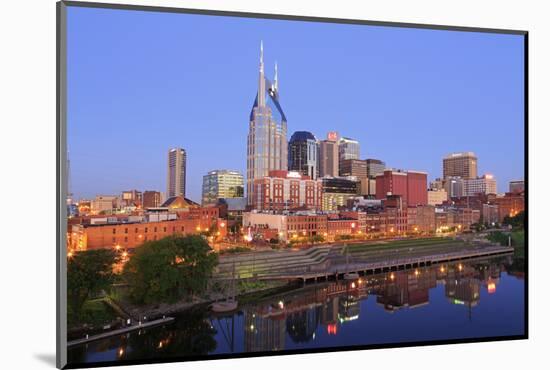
[
  {"x1": 286, "y1": 307, "x2": 321, "y2": 343},
  {"x1": 338, "y1": 295, "x2": 360, "y2": 321},
  {"x1": 244, "y1": 309, "x2": 286, "y2": 352},
  {"x1": 320, "y1": 296, "x2": 339, "y2": 325},
  {"x1": 167, "y1": 148, "x2": 186, "y2": 198},
  {"x1": 445, "y1": 278, "x2": 480, "y2": 307},
  {"x1": 288, "y1": 131, "x2": 318, "y2": 179},
  {"x1": 247, "y1": 42, "x2": 288, "y2": 205}
]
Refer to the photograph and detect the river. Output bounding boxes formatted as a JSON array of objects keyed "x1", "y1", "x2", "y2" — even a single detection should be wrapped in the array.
[{"x1": 67, "y1": 254, "x2": 525, "y2": 366}]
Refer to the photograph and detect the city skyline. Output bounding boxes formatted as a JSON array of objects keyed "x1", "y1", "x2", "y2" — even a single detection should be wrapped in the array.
[{"x1": 67, "y1": 7, "x2": 524, "y2": 202}]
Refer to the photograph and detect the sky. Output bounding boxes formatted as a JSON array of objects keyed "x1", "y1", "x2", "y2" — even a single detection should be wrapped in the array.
[{"x1": 67, "y1": 6, "x2": 525, "y2": 202}]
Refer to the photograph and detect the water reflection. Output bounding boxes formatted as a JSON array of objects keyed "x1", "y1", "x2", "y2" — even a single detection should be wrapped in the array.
[{"x1": 68, "y1": 255, "x2": 525, "y2": 365}]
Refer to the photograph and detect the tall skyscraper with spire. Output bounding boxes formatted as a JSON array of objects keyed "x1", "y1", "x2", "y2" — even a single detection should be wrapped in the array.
[{"x1": 247, "y1": 42, "x2": 288, "y2": 205}]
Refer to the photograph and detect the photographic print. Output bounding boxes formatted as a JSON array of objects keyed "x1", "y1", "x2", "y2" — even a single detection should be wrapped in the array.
[{"x1": 58, "y1": 2, "x2": 527, "y2": 368}]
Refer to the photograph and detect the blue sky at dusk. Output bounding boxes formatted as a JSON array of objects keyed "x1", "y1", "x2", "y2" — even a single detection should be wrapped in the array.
[{"x1": 67, "y1": 6, "x2": 525, "y2": 202}]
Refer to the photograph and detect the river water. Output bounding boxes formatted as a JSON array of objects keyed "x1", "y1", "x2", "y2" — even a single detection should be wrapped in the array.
[{"x1": 67, "y1": 254, "x2": 525, "y2": 366}]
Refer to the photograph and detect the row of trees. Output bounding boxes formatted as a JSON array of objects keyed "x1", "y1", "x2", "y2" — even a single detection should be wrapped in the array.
[{"x1": 67, "y1": 235, "x2": 219, "y2": 324}]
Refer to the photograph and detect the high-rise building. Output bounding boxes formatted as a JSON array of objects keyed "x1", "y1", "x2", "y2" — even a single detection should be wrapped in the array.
[
  {"x1": 202, "y1": 170, "x2": 244, "y2": 206},
  {"x1": 443, "y1": 152, "x2": 478, "y2": 179},
  {"x1": 247, "y1": 42, "x2": 288, "y2": 205},
  {"x1": 167, "y1": 148, "x2": 187, "y2": 198},
  {"x1": 319, "y1": 132, "x2": 339, "y2": 177},
  {"x1": 288, "y1": 131, "x2": 318, "y2": 180},
  {"x1": 339, "y1": 159, "x2": 367, "y2": 178},
  {"x1": 444, "y1": 176, "x2": 464, "y2": 198},
  {"x1": 463, "y1": 174, "x2": 497, "y2": 196},
  {"x1": 375, "y1": 169, "x2": 428, "y2": 207},
  {"x1": 366, "y1": 158, "x2": 386, "y2": 179},
  {"x1": 509, "y1": 180, "x2": 525, "y2": 194},
  {"x1": 321, "y1": 177, "x2": 359, "y2": 211},
  {"x1": 338, "y1": 137, "x2": 360, "y2": 168},
  {"x1": 143, "y1": 191, "x2": 162, "y2": 208}
]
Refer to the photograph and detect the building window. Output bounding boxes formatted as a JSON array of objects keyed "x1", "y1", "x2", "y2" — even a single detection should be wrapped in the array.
[
  {"x1": 154, "y1": 227, "x2": 157, "y2": 232},
  {"x1": 112, "y1": 237, "x2": 116, "y2": 242},
  {"x1": 124, "y1": 228, "x2": 128, "y2": 234},
  {"x1": 164, "y1": 227, "x2": 167, "y2": 232},
  {"x1": 124, "y1": 237, "x2": 128, "y2": 242},
  {"x1": 112, "y1": 228, "x2": 116, "y2": 234},
  {"x1": 135, "y1": 228, "x2": 138, "y2": 233}
]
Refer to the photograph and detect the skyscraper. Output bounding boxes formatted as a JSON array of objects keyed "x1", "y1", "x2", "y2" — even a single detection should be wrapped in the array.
[
  {"x1": 366, "y1": 158, "x2": 386, "y2": 179},
  {"x1": 202, "y1": 170, "x2": 244, "y2": 206},
  {"x1": 167, "y1": 148, "x2": 186, "y2": 198},
  {"x1": 338, "y1": 137, "x2": 360, "y2": 170},
  {"x1": 247, "y1": 42, "x2": 288, "y2": 205},
  {"x1": 443, "y1": 152, "x2": 478, "y2": 179},
  {"x1": 288, "y1": 131, "x2": 318, "y2": 180},
  {"x1": 463, "y1": 174, "x2": 497, "y2": 196},
  {"x1": 319, "y1": 132, "x2": 339, "y2": 177},
  {"x1": 339, "y1": 159, "x2": 367, "y2": 178}
]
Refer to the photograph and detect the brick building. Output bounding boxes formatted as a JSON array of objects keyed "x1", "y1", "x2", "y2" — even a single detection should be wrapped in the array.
[{"x1": 252, "y1": 170, "x2": 323, "y2": 212}]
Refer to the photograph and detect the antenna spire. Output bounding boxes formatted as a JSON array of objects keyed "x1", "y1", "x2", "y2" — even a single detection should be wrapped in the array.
[
  {"x1": 259, "y1": 40, "x2": 264, "y2": 73},
  {"x1": 274, "y1": 61, "x2": 278, "y2": 91}
]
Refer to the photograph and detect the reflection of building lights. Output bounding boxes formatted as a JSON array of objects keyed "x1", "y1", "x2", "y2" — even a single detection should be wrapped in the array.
[
  {"x1": 488, "y1": 282, "x2": 496, "y2": 294},
  {"x1": 390, "y1": 273, "x2": 395, "y2": 280},
  {"x1": 118, "y1": 348, "x2": 124, "y2": 357},
  {"x1": 358, "y1": 278, "x2": 363, "y2": 285},
  {"x1": 351, "y1": 282, "x2": 356, "y2": 289},
  {"x1": 440, "y1": 266, "x2": 445, "y2": 273},
  {"x1": 453, "y1": 299, "x2": 465, "y2": 305},
  {"x1": 250, "y1": 324, "x2": 255, "y2": 330},
  {"x1": 327, "y1": 323, "x2": 338, "y2": 335},
  {"x1": 414, "y1": 269, "x2": 419, "y2": 276},
  {"x1": 278, "y1": 300, "x2": 284, "y2": 309},
  {"x1": 351, "y1": 222, "x2": 356, "y2": 228},
  {"x1": 458, "y1": 264, "x2": 463, "y2": 271}
]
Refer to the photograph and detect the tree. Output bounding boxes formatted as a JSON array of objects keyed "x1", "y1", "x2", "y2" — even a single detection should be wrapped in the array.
[
  {"x1": 67, "y1": 249, "x2": 118, "y2": 323},
  {"x1": 123, "y1": 235, "x2": 218, "y2": 304},
  {"x1": 503, "y1": 211, "x2": 525, "y2": 230}
]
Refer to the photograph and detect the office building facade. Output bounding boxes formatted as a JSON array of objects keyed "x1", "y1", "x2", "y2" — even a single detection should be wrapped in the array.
[
  {"x1": 375, "y1": 169, "x2": 428, "y2": 207},
  {"x1": 202, "y1": 170, "x2": 244, "y2": 206},
  {"x1": 247, "y1": 42, "x2": 288, "y2": 205},
  {"x1": 319, "y1": 132, "x2": 339, "y2": 177},
  {"x1": 167, "y1": 148, "x2": 187, "y2": 198},
  {"x1": 443, "y1": 152, "x2": 478, "y2": 179},
  {"x1": 288, "y1": 131, "x2": 318, "y2": 180}
]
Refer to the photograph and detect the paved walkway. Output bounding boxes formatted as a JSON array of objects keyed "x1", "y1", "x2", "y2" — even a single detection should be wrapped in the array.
[{"x1": 68, "y1": 317, "x2": 175, "y2": 348}]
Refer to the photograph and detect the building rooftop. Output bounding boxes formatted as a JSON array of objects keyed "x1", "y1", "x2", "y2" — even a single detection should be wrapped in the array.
[{"x1": 161, "y1": 196, "x2": 200, "y2": 209}]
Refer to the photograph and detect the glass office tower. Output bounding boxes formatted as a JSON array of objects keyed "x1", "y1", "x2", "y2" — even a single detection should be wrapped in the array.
[
  {"x1": 288, "y1": 131, "x2": 318, "y2": 180},
  {"x1": 247, "y1": 42, "x2": 288, "y2": 205}
]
